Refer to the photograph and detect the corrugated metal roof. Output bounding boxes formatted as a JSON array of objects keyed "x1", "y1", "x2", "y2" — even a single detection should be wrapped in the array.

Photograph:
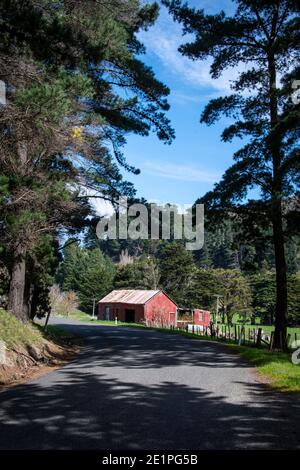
[{"x1": 98, "y1": 289, "x2": 160, "y2": 305}]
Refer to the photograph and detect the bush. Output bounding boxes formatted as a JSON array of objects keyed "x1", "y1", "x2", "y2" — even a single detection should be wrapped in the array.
[{"x1": 49, "y1": 285, "x2": 78, "y2": 317}]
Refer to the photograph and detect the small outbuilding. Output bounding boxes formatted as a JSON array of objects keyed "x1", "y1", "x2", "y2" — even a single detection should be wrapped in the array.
[
  {"x1": 98, "y1": 289, "x2": 177, "y2": 327},
  {"x1": 193, "y1": 309, "x2": 211, "y2": 328}
]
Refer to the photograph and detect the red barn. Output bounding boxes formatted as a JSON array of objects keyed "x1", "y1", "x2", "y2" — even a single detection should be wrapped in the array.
[
  {"x1": 98, "y1": 290, "x2": 177, "y2": 327},
  {"x1": 193, "y1": 309, "x2": 211, "y2": 327}
]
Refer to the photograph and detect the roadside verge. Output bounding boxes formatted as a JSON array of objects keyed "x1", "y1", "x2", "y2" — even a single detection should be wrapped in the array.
[{"x1": 0, "y1": 309, "x2": 80, "y2": 390}]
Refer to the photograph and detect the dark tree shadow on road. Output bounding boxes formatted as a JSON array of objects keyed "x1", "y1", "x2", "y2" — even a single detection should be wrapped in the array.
[
  {"x1": 0, "y1": 324, "x2": 299, "y2": 450},
  {"x1": 49, "y1": 323, "x2": 252, "y2": 370}
]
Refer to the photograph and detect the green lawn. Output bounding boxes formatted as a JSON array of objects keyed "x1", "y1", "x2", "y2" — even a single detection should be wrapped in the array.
[
  {"x1": 215, "y1": 323, "x2": 300, "y2": 348},
  {"x1": 228, "y1": 323, "x2": 300, "y2": 336},
  {"x1": 217, "y1": 313, "x2": 300, "y2": 337}
]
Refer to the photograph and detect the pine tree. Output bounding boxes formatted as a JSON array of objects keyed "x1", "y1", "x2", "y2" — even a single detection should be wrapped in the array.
[
  {"x1": 158, "y1": 242, "x2": 196, "y2": 307},
  {"x1": 56, "y1": 241, "x2": 84, "y2": 292},
  {"x1": 77, "y1": 249, "x2": 115, "y2": 312},
  {"x1": 165, "y1": 0, "x2": 300, "y2": 349},
  {"x1": 1, "y1": 1, "x2": 174, "y2": 320}
]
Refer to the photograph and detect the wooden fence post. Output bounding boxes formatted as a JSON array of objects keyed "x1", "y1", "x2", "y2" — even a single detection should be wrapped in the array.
[
  {"x1": 256, "y1": 328, "x2": 262, "y2": 347},
  {"x1": 269, "y1": 331, "x2": 274, "y2": 350},
  {"x1": 241, "y1": 326, "x2": 245, "y2": 345}
]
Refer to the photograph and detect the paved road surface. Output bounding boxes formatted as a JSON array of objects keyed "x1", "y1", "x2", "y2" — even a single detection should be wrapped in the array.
[{"x1": 0, "y1": 318, "x2": 299, "y2": 450}]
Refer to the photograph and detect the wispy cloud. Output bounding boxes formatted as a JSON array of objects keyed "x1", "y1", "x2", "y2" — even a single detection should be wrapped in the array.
[
  {"x1": 138, "y1": 6, "x2": 245, "y2": 93},
  {"x1": 170, "y1": 92, "x2": 206, "y2": 105},
  {"x1": 143, "y1": 161, "x2": 222, "y2": 183}
]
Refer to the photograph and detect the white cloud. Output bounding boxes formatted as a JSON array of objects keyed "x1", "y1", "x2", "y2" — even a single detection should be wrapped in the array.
[
  {"x1": 143, "y1": 161, "x2": 221, "y2": 183},
  {"x1": 90, "y1": 197, "x2": 114, "y2": 217},
  {"x1": 138, "y1": 6, "x2": 245, "y2": 94}
]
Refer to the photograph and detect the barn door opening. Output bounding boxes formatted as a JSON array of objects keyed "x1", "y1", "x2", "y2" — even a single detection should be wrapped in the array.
[
  {"x1": 104, "y1": 306, "x2": 110, "y2": 321},
  {"x1": 125, "y1": 309, "x2": 135, "y2": 323}
]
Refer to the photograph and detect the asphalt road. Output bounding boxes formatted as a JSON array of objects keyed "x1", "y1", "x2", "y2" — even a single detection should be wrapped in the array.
[{"x1": 0, "y1": 317, "x2": 299, "y2": 450}]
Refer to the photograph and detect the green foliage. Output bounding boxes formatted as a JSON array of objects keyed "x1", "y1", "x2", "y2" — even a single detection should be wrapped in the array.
[
  {"x1": 215, "y1": 269, "x2": 252, "y2": 324},
  {"x1": 56, "y1": 241, "x2": 83, "y2": 292},
  {"x1": 0, "y1": 176, "x2": 9, "y2": 204},
  {"x1": 188, "y1": 268, "x2": 219, "y2": 310},
  {"x1": 57, "y1": 244, "x2": 115, "y2": 312},
  {"x1": 77, "y1": 249, "x2": 115, "y2": 312},
  {"x1": 114, "y1": 256, "x2": 160, "y2": 290},
  {"x1": 250, "y1": 271, "x2": 276, "y2": 325},
  {"x1": 157, "y1": 242, "x2": 195, "y2": 307},
  {"x1": 15, "y1": 69, "x2": 94, "y2": 127},
  {"x1": 164, "y1": 0, "x2": 300, "y2": 349},
  {"x1": 287, "y1": 272, "x2": 300, "y2": 324},
  {"x1": 250, "y1": 270, "x2": 300, "y2": 326},
  {"x1": 1, "y1": 0, "x2": 174, "y2": 319}
]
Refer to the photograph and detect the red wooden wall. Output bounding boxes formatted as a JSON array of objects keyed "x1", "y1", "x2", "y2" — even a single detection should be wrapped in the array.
[
  {"x1": 144, "y1": 291, "x2": 177, "y2": 327},
  {"x1": 98, "y1": 291, "x2": 177, "y2": 326},
  {"x1": 193, "y1": 309, "x2": 211, "y2": 327}
]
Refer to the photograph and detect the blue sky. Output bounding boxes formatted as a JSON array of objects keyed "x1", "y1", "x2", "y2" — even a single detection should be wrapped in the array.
[{"x1": 120, "y1": 0, "x2": 242, "y2": 207}]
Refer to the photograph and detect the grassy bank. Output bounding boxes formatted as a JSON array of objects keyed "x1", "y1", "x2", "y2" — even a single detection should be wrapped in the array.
[
  {"x1": 0, "y1": 308, "x2": 77, "y2": 348},
  {"x1": 0, "y1": 308, "x2": 43, "y2": 349},
  {"x1": 228, "y1": 344, "x2": 300, "y2": 393},
  {"x1": 0, "y1": 309, "x2": 79, "y2": 387}
]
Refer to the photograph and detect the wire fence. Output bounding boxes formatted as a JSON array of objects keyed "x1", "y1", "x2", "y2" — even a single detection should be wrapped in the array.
[{"x1": 175, "y1": 322, "x2": 299, "y2": 350}]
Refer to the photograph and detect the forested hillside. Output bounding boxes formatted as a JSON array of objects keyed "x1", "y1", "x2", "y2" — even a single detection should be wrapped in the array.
[{"x1": 55, "y1": 214, "x2": 300, "y2": 326}]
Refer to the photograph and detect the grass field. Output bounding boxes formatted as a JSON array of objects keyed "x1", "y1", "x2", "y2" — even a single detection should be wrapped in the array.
[{"x1": 218, "y1": 323, "x2": 300, "y2": 336}]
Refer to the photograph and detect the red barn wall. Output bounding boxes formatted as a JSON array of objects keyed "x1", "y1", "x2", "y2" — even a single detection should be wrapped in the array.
[
  {"x1": 193, "y1": 309, "x2": 211, "y2": 327},
  {"x1": 144, "y1": 292, "x2": 177, "y2": 327},
  {"x1": 98, "y1": 302, "x2": 145, "y2": 322},
  {"x1": 98, "y1": 292, "x2": 177, "y2": 326}
]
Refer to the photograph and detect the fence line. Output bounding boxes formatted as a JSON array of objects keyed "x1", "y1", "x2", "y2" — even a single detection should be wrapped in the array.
[{"x1": 173, "y1": 322, "x2": 298, "y2": 350}]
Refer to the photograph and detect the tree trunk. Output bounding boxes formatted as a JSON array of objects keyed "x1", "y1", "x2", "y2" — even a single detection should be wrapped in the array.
[
  {"x1": 7, "y1": 246, "x2": 27, "y2": 322},
  {"x1": 267, "y1": 53, "x2": 288, "y2": 350},
  {"x1": 272, "y1": 204, "x2": 288, "y2": 350}
]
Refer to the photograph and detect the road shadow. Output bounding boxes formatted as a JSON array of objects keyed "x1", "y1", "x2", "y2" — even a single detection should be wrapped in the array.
[
  {"x1": 49, "y1": 323, "x2": 252, "y2": 370},
  {"x1": 0, "y1": 323, "x2": 299, "y2": 450}
]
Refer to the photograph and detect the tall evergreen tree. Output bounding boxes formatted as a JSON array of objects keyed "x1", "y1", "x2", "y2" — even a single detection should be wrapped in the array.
[
  {"x1": 165, "y1": 0, "x2": 300, "y2": 349},
  {"x1": 56, "y1": 241, "x2": 84, "y2": 292},
  {"x1": 158, "y1": 241, "x2": 195, "y2": 307},
  {"x1": 0, "y1": 1, "x2": 174, "y2": 320},
  {"x1": 77, "y1": 249, "x2": 115, "y2": 312}
]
